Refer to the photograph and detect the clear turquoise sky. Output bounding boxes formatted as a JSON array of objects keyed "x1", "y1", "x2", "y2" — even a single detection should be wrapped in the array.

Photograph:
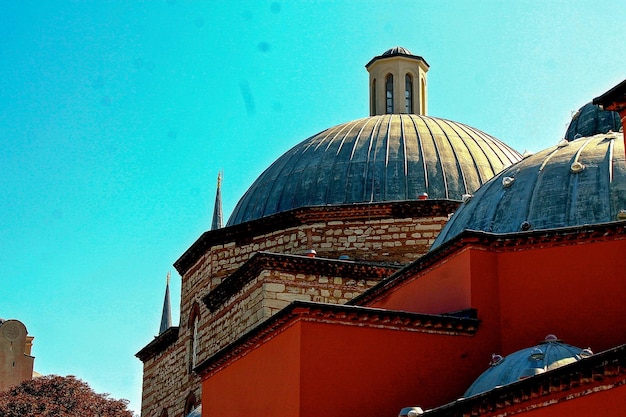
[{"x1": 1, "y1": 1, "x2": 624, "y2": 414}]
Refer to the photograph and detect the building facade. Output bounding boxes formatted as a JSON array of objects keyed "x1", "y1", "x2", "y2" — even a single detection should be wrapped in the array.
[
  {"x1": 136, "y1": 48, "x2": 522, "y2": 417},
  {"x1": 195, "y1": 80, "x2": 626, "y2": 416},
  {"x1": 0, "y1": 319, "x2": 35, "y2": 392}
]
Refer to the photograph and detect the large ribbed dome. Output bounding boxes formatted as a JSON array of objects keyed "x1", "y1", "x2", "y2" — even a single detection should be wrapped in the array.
[
  {"x1": 432, "y1": 131, "x2": 626, "y2": 249},
  {"x1": 227, "y1": 114, "x2": 521, "y2": 226}
]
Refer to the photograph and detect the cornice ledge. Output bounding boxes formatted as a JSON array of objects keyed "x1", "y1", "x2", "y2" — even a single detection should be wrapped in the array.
[
  {"x1": 136, "y1": 326, "x2": 180, "y2": 362},
  {"x1": 194, "y1": 301, "x2": 478, "y2": 377}
]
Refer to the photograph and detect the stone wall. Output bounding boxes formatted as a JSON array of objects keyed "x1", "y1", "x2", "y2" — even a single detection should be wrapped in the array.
[
  {"x1": 139, "y1": 202, "x2": 454, "y2": 417},
  {"x1": 181, "y1": 215, "x2": 447, "y2": 314},
  {"x1": 139, "y1": 338, "x2": 201, "y2": 417},
  {"x1": 201, "y1": 268, "x2": 388, "y2": 358}
]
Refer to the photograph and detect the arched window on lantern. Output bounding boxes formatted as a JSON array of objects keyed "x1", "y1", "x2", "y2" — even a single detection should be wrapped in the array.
[
  {"x1": 371, "y1": 79, "x2": 377, "y2": 115},
  {"x1": 385, "y1": 74, "x2": 394, "y2": 114},
  {"x1": 405, "y1": 73, "x2": 413, "y2": 114},
  {"x1": 421, "y1": 77, "x2": 426, "y2": 114}
]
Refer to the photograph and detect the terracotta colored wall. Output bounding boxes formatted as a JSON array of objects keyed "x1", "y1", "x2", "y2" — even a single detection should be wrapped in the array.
[
  {"x1": 199, "y1": 237, "x2": 626, "y2": 417},
  {"x1": 202, "y1": 323, "x2": 302, "y2": 417},
  {"x1": 497, "y1": 239, "x2": 626, "y2": 355},
  {"x1": 370, "y1": 248, "x2": 474, "y2": 314},
  {"x1": 366, "y1": 248, "x2": 504, "y2": 386},
  {"x1": 299, "y1": 322, "x2": 486, "y2": 415},
  {"x1": 201, "y1": 320, "x2": 491, "y2": 417},
  {"x1": 370, "y1": 238, "x2": 626, "y2": 358}
]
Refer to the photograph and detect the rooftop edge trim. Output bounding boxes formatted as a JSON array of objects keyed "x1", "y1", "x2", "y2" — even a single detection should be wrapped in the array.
[{"x1": 193, "y1": 301, "x2": 479, "y2": 377}]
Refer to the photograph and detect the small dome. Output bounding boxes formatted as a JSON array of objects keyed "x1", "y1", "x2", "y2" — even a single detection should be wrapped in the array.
[
  {"x1": 565, "y1": 102, "x2": 621, "y2": 141},
  {"x1": 432, "y1": 131, "x2": 626, "y2": 249},
  {"x1": 382, "y1": 46, "x2": 414, "y2": 56},
  {"x1": 464, "y1": 337, "x2": 589, "y2": 397},
  {"x1": 227, "y1": 114, "x2": 521, "y2": 226}
]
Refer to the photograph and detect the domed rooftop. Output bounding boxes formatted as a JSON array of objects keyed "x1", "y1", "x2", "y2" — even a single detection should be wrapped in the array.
[
  {"x1": 432, "y1": 131, "x2": 626, "y2": 250},
  {"x1": 464, "y1": 336, "x2": 591, "y2": 397},
  {"x1": 382, "y1": 46, "x2": 414, "y2": 56},
  {"x1": 365, "y1": 46, "x2": 429, "y2": 70},
  {"x1": 227, "y1": 114, "x2": 521, "y2": 226},
  {"x1": 564, "y1": 102, "x2": 621, "y2": 141}
]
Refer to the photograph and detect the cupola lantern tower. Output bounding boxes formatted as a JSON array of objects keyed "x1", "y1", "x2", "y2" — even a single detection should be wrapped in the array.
[{"x1": 366, "y1": 47, "x2": 429, "y2": 116}]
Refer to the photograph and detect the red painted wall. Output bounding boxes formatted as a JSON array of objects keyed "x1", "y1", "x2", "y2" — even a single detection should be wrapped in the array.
[
  {"x1": 370, "y1": 248, "x2": 503, "y2": 359},
  {"x1": 202, "y1": 319, "x2": 493, "y2": 417},
  {"x1": 202, "y1": 322, "x2": 302, "y2": 417},
  {"x1": 497, "y1": 239, "x2": 626, "y2": 354},
  {"x1": 202, "y1": 237, "x2": 626, "y2": 416},
  {"x1": 372, "y1": 248, "x2": 474, "y2": 314},
  {"x1": 371, "y1": 239, "x2": 626, "y2": 356},
  {"x1": 298, "y1": 321, "x2": 487, "y2": 415}
]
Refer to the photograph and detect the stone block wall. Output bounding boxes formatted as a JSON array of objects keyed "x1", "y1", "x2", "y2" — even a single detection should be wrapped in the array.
[
  {"x1": 139, "y1": 202, "x2": 456, "y2": 417},
  {"x1": 139, "y1": 330, "x2": 201, "y2": 417},
  {"x1": 181, "y1": 215, "x2": 447, "y2": 322},
  {"x1": 201, "y1": 268, "x2": 386, "y2": 358}
]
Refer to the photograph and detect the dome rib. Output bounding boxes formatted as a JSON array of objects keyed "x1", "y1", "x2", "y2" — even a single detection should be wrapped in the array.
[
  {"x1": 409, "y1": 115, "x2": 429, "y2": 194},
  {"x1": 565, "y1": 137, "x2": 595, "y2": 224},
  {"x1": 261, "y1": 141, "x2": 305, "y2": 218},
  {"x1": 421, "y1": 116, "x2": 449, "y2": 198},
  {"x1": 318, "y1": 119, "x2": 362, "y2": 205},
  {"x1": 227, "y1": 115, "x2": 521, "y2": 226},
  {"x1": 453, "y1": 122, "x2": 497, "y2": 185},
  {"x1": 337, "y1": 118, "x2": 372, "y2": 204},
  {"x1": 434, "y1": 118, "x2": 471, "y2": 196},
  {"x1": 399, "y1": 115, "x2": 410, "y2": 198},
  {"x1": 442, "y1": 120, "x2": 482, "y2": 192},
  {"x1": 364, "y1": 117, "x2": 382, "y2": 202},
  {"x1": 523, "y1": 148, "x2": 557, "y2": 228},
  {"x1": 291, "y1": 120, "x2": 354, "y2": 209},
  {"x1": 349, "y1": 117, "x2": 381, "y2": 204}
]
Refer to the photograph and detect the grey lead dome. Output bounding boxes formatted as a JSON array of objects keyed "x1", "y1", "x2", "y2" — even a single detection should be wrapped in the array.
[
  {"x1": 382, "y1": 46, "x2": 414, "y2": 56},
  {"x1": 564, "y1": 102, "x2": 621, "y2": 141},
  {"x1": 432, "y1": 132, "x2": 626, "y2": 250},
  {"x1": 464, "y1": 338, "x2": 589, "y2": 397},
  {"x1": 227, "y1": 114, "x2": 521, "y2": 226}
]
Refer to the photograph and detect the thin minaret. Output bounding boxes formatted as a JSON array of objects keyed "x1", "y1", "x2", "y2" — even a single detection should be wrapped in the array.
[
  {"x1": 211, "y1": 171, "x2": 223, "y2": 230},
  {"x1": 159, "y1": 272, "x2": 172, "y2": 335}
]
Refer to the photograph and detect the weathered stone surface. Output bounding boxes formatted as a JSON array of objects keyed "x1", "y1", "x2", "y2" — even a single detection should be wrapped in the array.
[{"x1": 138, "y1": 202, "x2": 455, "y2": 417}]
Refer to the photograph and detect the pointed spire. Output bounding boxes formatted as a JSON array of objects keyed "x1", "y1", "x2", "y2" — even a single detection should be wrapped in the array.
[
  {"x1": 159, "y1": 272, "x2": 172, "y2": 335},
  {"x1": 211, "y1": 171, "x2": 223, "y2": 230}
]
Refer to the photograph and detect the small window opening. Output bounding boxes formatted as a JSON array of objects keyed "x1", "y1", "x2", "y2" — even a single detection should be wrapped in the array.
[
  {"x1": 385, "y1": 74, "x2": 394, "y2": 114},
  {"x1": 188, "y1": 302, "x2": 201, "y2": 373},
  {"x1": 405, "y1": 74, "x2": 413, "y2": 113},
  {"x1": 371, "y1": 79, "x2": 377, "y2": 115},
  {"x1": 420, "y1": 78, "x2": 426, "y2": 113}
]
